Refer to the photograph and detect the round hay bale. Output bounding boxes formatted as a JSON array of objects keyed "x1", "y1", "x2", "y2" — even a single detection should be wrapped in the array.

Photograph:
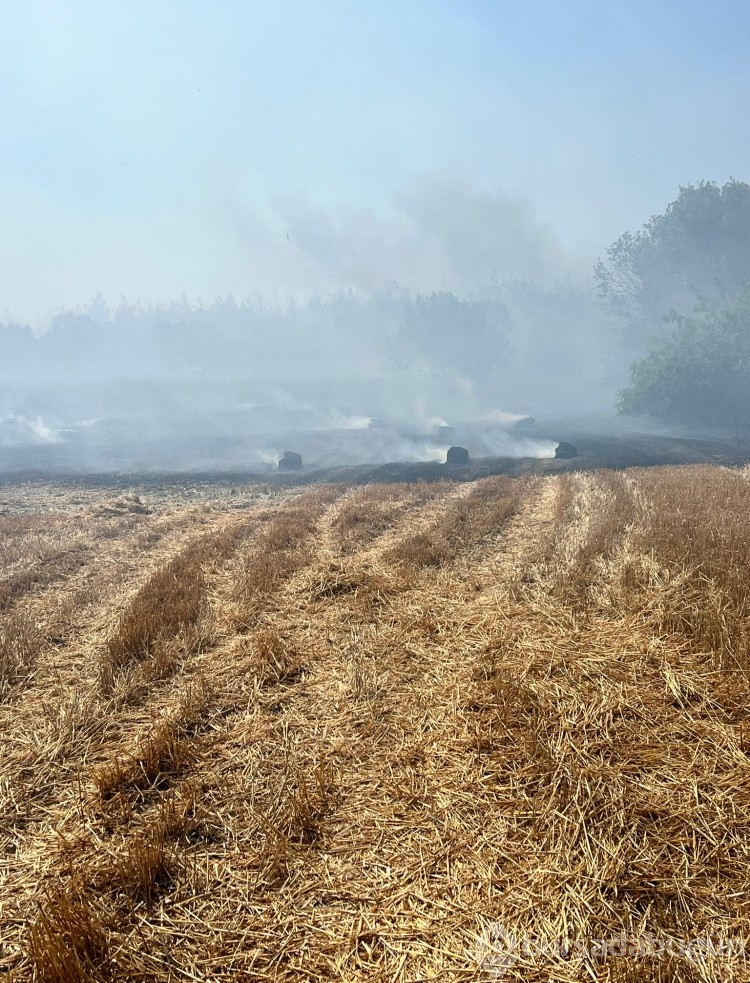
[
  {"x1": 512, "y1": 416, "x2": 536, "y2": 432},
  {"x1": 555, "y1": 441, "x2": 578, "y2": 459},
  {"x1": 446, "y1": 445, "x2": 470, "y2": 466},
  {"x1": 278, "y1": 451, "x2": 302, "y2": 471},
  {"x1": 438, "y1": 425, "x2": 455, "y2": 441}
]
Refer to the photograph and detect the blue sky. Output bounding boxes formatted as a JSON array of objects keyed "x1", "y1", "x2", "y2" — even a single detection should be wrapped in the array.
[{"x1": 2, "y1": 0, "x2": 749, "y2": 321}]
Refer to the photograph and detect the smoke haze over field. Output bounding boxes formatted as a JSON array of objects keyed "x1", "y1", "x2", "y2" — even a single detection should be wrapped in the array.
[
  {"x1": 1, "y1": 1, "x2": 749, "y2": 469},
  {"x1": 3, "y1": 0, "x2": 749, "y2": 321}
]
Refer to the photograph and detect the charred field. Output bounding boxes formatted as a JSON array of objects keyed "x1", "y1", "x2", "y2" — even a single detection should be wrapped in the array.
[
  {"x1": 2, "y1": 460, "x2": 750, "y2": 980},
  {"x1": 2, "y1": 427, "x2": 750, "y2": 491}
]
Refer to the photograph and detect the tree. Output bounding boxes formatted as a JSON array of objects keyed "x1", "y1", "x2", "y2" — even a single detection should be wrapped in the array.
[
  {"x1": 595, "y1": 180, "x2": 750, "y2": 340},
  {"x1": 617, "y1": 285, "x2": 750, "y2": 429},
  {"x1": 504, "y1": 279, "x2": 614, "y2": 377},
  {"x1": 395, "y1": 291, "x2": 510, "y2": 385}
]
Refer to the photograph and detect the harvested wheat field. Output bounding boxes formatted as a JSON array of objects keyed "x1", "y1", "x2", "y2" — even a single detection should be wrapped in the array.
[{"x1": 2, "y1": 465, "x2": 750, "y2": 981}]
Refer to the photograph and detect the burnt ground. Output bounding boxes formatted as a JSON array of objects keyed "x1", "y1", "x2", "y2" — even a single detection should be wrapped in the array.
[
  {"x1": 271, "y1": 432, "x2": 750, "y2": 485},
  {"x1": 2, "y1": 431, "x2": 750, "y2": 500}
]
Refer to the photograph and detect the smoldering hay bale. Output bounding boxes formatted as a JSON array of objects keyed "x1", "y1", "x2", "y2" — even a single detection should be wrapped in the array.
[
  {"x1": 278, "y1": 451, "x2": 302, "y2": 471},
  {"x1": 555, "y1": 441, "x2": 578, "y2": 459},
  {"x1": 446, "y1": 446, "x2": 469, "y2": 466}
]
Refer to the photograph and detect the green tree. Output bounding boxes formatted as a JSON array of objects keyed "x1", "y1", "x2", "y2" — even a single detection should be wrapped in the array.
[
  {"x1": 595, "y1": 180, "x2": 750, "y2": 339},
  {"x1": 618, "y1": 285, "x2": 750, "y2": 429}
]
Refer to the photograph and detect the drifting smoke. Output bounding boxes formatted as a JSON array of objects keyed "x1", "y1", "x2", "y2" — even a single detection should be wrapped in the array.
[
  {"x1": 488, "y1": 409, "x2": 528, "y2": 427},
  {"x1": 0, "y1": 178, "x2": 629, "y2": 473},
  {"x1": 252, "y1": 450, "x2": 282, "y2": 469},
  {"x1": 321, "y1": 412, "x2": 373, "y2": 431},
  {"x1": 0, "y1": 413, "x2": 62, "y2": 445},
  {"x1": 265, "y1": 177, "x2": 568, "y2": 297}
]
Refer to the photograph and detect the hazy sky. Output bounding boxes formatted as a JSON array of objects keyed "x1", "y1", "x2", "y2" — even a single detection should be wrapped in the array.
[{"x1": 2, "y1": 0, "x2": 749, "y2": 322}]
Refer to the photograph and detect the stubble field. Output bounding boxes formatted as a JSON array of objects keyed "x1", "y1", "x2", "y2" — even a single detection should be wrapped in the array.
[{"x1": 2, "y1": 465, "x2": 750, "y2": 981}]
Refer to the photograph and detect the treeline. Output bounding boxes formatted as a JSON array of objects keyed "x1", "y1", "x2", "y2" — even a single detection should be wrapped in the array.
[
  {"x1": 0, "y1": 281, "x2": 609, "y2": 401},
  {"x1": 14, "y1": 177, "x2": 748, "y2": 432},
  {"x1": 598, "y1": 179, "x2": 750, "y2": 430},
  {"x1": 1, "y1": 290, "x2": 512, "y2": 384}
]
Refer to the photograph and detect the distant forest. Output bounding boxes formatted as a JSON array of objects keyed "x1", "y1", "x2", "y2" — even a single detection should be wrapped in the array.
[
  {"x1": 3, "y1": 179, "x2": 749, "y2": 433},
  {"x1": 0, "y1": 280, "x2": 613, "y2": 432}
]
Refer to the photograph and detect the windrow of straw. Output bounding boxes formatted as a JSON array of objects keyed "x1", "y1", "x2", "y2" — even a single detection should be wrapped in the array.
[
  {"x1": 231, "y1": 484, "x2": 344, "y2": 624},
  {"x1": 98, "y1": 514, "x2": 263, "y2": 698},
  {"x1": 4, "y1": 468, "x2": 750, "y2": 981},
  {"x1": 331, "y1": 480, "x2": 454, "y2": 553},
  {"x1": 386, "y1": 473, "x2": 534, "y2": 568}
]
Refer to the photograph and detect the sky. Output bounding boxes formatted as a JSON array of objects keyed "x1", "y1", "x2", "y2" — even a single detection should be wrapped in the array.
[{"x1": 1, "y1": 0, "x2": 749, "y2": 323}]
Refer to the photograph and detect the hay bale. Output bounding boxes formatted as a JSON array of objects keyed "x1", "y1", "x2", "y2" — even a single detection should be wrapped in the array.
[
  {"x1": 438, "y1": 425, "x2": 455, "y2": 441},
  {"x1": 446, "y1": 446, "x2": 469, "y2": 466},
  {"x1": 555, "y1": 441, "x2": 578, "y2": 459},
  {"x1": 278, "y1": 451, "x2": 302, "y2": 471},
  {"x1": 512, "y1": 416, "x2": 536, "y2": 432}
]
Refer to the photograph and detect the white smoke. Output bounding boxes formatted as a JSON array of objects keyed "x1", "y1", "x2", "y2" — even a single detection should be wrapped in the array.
[
  {"x1": 321, "y1": 411, "x2": 373, "y2": 430},
  {"x1": 0, "y1": 413, "x2": 62, "y2": 445},
  {"x1": 488, "y1": 408, "x2": 528, "y2": 427}
]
